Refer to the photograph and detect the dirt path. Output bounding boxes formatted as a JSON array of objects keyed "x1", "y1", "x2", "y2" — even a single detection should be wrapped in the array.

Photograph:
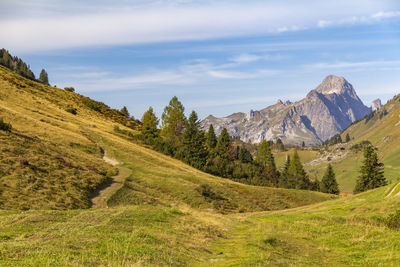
[{"x1": 91, "y1": 153, "x2": 131, "y2": 208}]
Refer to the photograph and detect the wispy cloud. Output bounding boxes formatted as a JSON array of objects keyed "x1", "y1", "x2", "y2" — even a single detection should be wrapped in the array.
[
  {"x1": 305, "y1": 60, "x2": 400, "y2": 70},
  {"x1": 1, "y1": 1, "x2": 398, "y2": 53},
  {"x1": 60, "y1": 58, "x2": 282, "y2": 92}
]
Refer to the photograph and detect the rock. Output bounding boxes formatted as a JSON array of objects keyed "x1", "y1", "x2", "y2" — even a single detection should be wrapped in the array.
[
  {"x1": 201, "y1": 75, "x2": 371, "y2": 145},
  {"x1": 371, "y1": 99, "x2": 382, "y2": 111}
]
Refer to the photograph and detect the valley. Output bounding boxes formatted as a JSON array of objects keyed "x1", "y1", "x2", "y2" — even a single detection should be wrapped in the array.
[{"x1": 0, "y1": 53, "x2": 399, "y2": 266}]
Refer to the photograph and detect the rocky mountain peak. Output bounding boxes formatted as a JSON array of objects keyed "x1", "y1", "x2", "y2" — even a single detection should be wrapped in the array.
[
  {"x1": 315, "y1": 75, "x2": 355, "y2": 96},
  {"x1": 201, "y1": 75, "x2": 371, "y2": 145}
]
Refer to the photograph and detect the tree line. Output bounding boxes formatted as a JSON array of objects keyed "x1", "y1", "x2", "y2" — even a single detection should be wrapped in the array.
[
  {"x1": 0, "y1": 48, "x2": 49, "y2": 85},
  {"x1": 139, "y1": 96, "x2": 347, "y2": 193}
]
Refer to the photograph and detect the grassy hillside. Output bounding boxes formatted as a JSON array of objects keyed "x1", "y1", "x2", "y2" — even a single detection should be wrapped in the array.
[
  {"x1": 0, "y1": 65, "x2": 339, "y2": 265},
  {"x1": 202, "y1": 183, "x2": 400, "y2": 266},
  {"x1": 0, "y1": 65, "x2": 333, "y2": 212},
  {"x1": 0, "y1": 65, "x2": 399, "y2": 266}
]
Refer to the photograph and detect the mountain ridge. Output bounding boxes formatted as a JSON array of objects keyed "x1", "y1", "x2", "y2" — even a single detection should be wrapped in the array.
[{"x1": 201, "y1": 75, "x2": 371, "y2": 145}]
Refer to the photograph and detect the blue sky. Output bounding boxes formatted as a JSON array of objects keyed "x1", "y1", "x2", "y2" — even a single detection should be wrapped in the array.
[{"x1": 1, "y1": 0, "x2": 400, "y2": 120}]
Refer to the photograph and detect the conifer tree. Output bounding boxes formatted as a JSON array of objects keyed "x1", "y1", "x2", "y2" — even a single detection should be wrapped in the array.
[
  {"x1": 215, "y1": 128, "x2": 231, "y2": 159},
  {"x1": 286, "y1": 150, "x2": 310, "y2": 189},
  {"x1": 256, "y1": 140, "x2": 279, "y2": 186},
  {"x1": 179, "y1": 111, "x2": 208, "y2": 169},
  {"x1": 238, "y1": 147, "x2": 253, "y2": 163},
  {"x1": 320, "y1": 164, "x2": 340, "y2": 195},
  {"x1": 141, "y1": 107, "x2": 159, "y2": 144},
  {"x1": 279, "y1": 155, "x2": 290, "y2": 188},
  {"x1": 345, "y1": 133, "x2": 351, "y2": 143},
  {"x1": 206, "y1": 124, "x2": 217, "y2": 150},
  {"x1": 120, "y1": 106, "x2": 130, "y2": 118},
  {"x1": 39, "y1": 69, "x2": 49, "y2": 85},
  {"x1": 354, "y1": 146, "x2": 387, "y2": 193},
  {"x1": 161, "y1": 96, "x2": 186, "y2": 137}
]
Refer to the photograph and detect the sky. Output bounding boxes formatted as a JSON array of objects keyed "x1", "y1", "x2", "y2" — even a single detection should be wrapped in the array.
[{"x1": 1, "y1": 0, "x2": 400, "y2": 120}]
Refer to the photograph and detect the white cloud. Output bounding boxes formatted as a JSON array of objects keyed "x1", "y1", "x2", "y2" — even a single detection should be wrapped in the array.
[
  {"x1": 306, "y1": 60, "x2": 400, "y2": 70},
  {"x1": 61, "y1": 59, "x2": 281, "y2": 92},
  {"x1": 0, "y1": 1, "x2": 399, "y2": 53},
  {"x1": 372, "y1": 11, "x2": 400, "y2": 19}
]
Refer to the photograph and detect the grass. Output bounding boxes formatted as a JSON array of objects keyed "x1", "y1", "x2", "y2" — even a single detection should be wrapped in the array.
[
  {"x1": 200, "y1": 184, "x2": 400, "y2": 266},
  {"x1": 0, "y1": 205, "x2": 229, "y2": 266},
  {"x1": 1, "y1": 65, "x2": 400, "y2": 265}
]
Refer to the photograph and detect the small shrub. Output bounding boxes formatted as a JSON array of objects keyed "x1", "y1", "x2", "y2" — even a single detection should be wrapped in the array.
[
  {"x1": 0, "y1": 118, "x2": 12, "y2": 131},
  {"x1": 65, "y1": 107, "x2": 77, "y2": 115},
  {"x1": 196, "y1": 184, "x2": 226, "y2": 201},
  {"x1": 385, "y1": 210, "x2": 400, "y2": 229},
  {"x1": 64, "y1": 87, "x2": 75, "y2": 92}
]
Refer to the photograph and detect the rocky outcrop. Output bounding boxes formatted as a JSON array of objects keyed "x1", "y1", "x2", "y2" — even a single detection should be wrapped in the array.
[
  {"x1": 371, "y1": 99, "x2": 382, "y2": 111},
  {"x1": 201, "y1": 75, "x2": 371, "y2": 145}
]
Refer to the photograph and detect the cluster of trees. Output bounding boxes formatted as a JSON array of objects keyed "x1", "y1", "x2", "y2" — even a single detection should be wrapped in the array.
[
  {"x1": 140, "y1": 96, "x2": 326, "y2": 191},
  {"x1": 326, "y1": 133, "x2": 351, "y2": 145},
  {"x1": 0, "y1": 48, "x2": 36, "y2": 80},
  {"x1": 0, "y1": 48, "x2": 49, "y2": 85}
]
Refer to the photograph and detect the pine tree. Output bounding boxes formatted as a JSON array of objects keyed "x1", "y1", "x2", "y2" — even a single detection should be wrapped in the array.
[
  {"x1": 39, "y1": 69, "x2": 49, "y2": 85},
  {"x1": 120, "y1": 106, "x2": 130, "y2": 118},
  {"x1": 302, "y1": 141, "x2": 305, "y2": 148},
  {"x1": 215, "y1": 128, "x2": 231, "y2": 159},
  {"x1": 286, "y1": 150, "x2": 310, "y2": 189},
  {"x1": 179, "y1": 111, "x2": 208, "y2": 169},
  {"x1": 256, "y1": 140, "x2": 279, "y2": 186},
  {"x1": 354, "y1": 146, "x2": 387, "y2": 193},
  {"x1": 279, "y1": 155, "x2": 290, "y2": 188},
  {"x1": 238, "y1": 147, "x2": 253, "y2": 163},
  {"x1": 320, "y1": 164, "x2": 339, "y2": 195},
  {"x1": 206, "y1": 124, "x2": 217, "y2": 150},
  {"x1": 141, "y1": 107, "x2": 159, "y2": 144},
  {"x1": 161, "y1": 96, "x2": 186, "y2": 137},
  {"x1": 345, "y1": 133, "x2": 351, "y2": 143}
]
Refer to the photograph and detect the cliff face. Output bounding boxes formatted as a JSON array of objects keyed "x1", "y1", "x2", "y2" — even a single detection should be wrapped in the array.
[{"x1": 201, "y1": 75, "x2": 371, "y2": 145}]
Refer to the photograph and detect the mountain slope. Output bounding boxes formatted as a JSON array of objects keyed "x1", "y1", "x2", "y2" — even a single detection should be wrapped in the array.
[
  {"x1": 201, "y1": 75, "x2": 370, "y2": 145},
  {"x1": 292, "y1": 94, "x2": 400, "y2": 193}
]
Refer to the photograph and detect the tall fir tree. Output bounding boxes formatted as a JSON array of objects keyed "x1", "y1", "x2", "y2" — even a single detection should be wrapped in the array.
[
  {"x1": 179, "y1": 111, "x2": 208, "y2": 169},
  {"x1": 215, "y1": 128, "x2": 231, "y2": 159},
  {"x1": 354, "y1": 146, "x2": 387, "y2": 193},
  {"x1": 279, "y1": 155, "x2": 290, "y2": 188},
  {"x1": 320, "y1": 164, "x2": 340, "y2": 195},
  {"x1": 141, "y1": 107, "x2": 159, "y2": 144},
  {"x1": 39, "y1": 69, "x2": 49, "y2": 85},
  {"x1": 161, "y1": 96, "x2": 186, "y2": 137},
  {"x1": 120, "y1": 106, "x2": 130, "y2": 118},
  {"x1": 345, "y1": 133, "x2": 351, "y2": 143},
  {"x1": 206, "y1": 124, "x2": 217, "y2": 150},
  {"x1": 256, "y1": 140, "x2": 279, "y2": 186},
  {"x1": 286, "y1": 150, "x2": 310, "y2": 189}
]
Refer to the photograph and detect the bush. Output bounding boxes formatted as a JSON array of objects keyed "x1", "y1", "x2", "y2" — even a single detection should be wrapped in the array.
[
  {"x1": 385, "y1": 210, "x2": 400, "y2": 229},
  {"x1": 65, "y1": 107, "x2": 77, "y2": 115},
  {"x1": 64, "y1": 87, "x2": 75, "y2": 92},
  {"x1": 0, "y1": 118, "x2": 12, "y2": 131}
]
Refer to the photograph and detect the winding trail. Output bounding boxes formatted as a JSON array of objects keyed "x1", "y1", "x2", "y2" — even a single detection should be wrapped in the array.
[{"x1": 91, "y1": 152, "x2": 132, "y2": 208}]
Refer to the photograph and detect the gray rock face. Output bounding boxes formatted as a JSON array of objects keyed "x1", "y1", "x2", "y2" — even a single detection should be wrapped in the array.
[
  {"x1": 371, "y1": 99, "x2": 382, "y2": 111},
  {"x1": 201, "y1": 75, "x2": 371, "y2": 145}
]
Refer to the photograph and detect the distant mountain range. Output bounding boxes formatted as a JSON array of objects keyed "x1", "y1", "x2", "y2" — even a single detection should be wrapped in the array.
[{"x1": 201, "y1": 75, "x2": 376, "y2": 145}]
